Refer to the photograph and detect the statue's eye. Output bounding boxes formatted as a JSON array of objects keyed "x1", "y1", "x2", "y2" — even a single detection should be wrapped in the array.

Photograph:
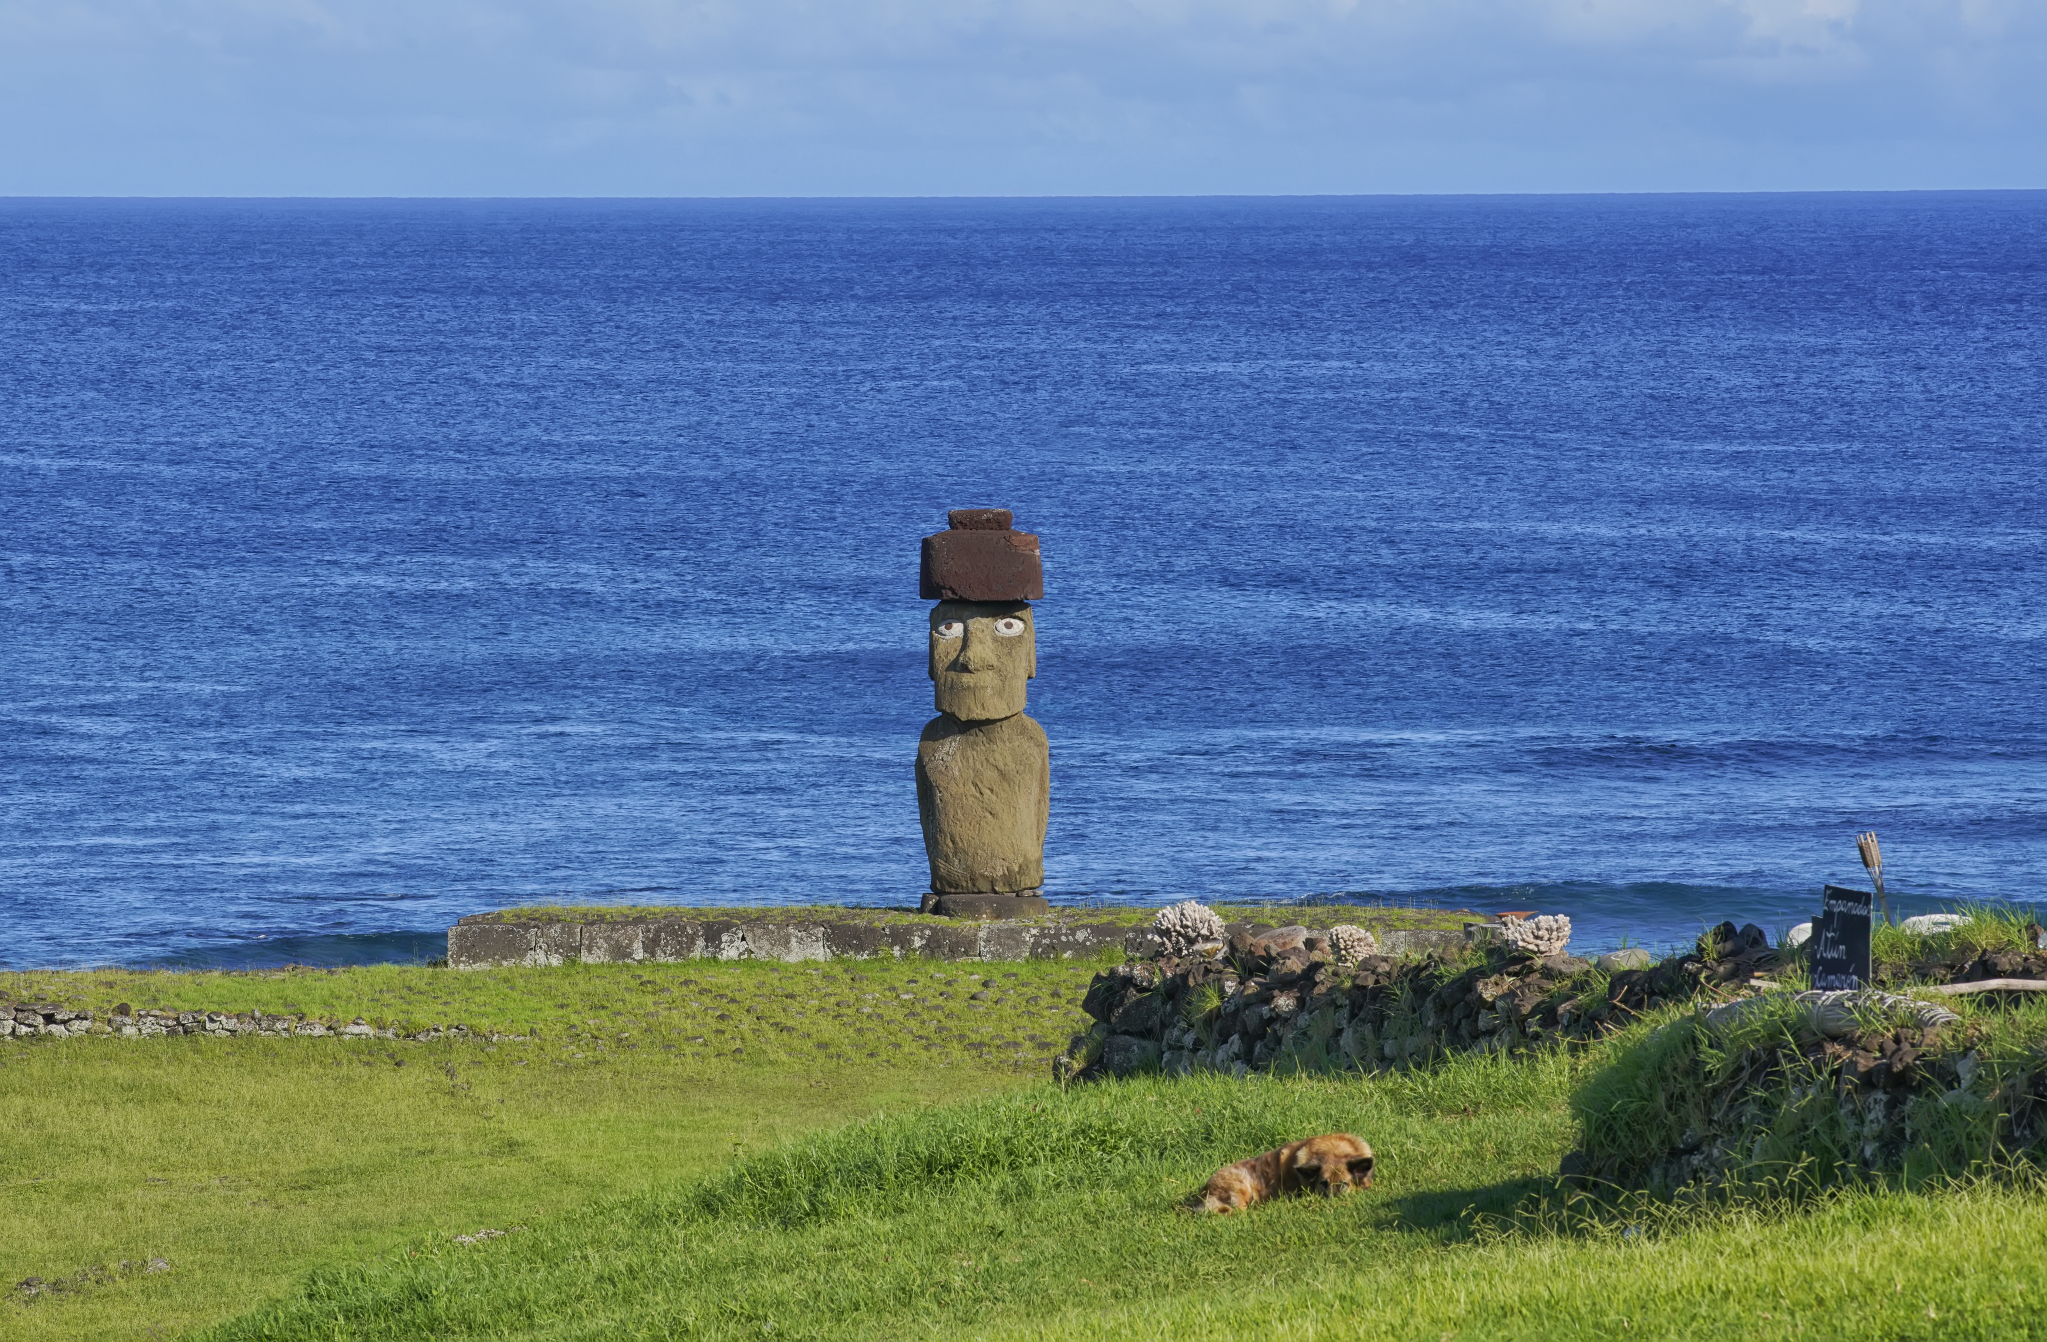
[
  {"x1": 934, "y1": 621, "x2": 964, "y2": 639},
  {"x1": 993, "y1": 618, "x2": 1025, "y2": 637}
]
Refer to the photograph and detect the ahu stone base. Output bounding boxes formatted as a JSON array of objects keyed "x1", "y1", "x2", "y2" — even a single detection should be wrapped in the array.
[
  {"x1": 924, "y1": 892, "x2": 1053, "y2": 920},
  {"x1": 449, "y1": 912, "x2": 1138, "y2": 969},
  {"x1": 447, "y1": 911, "x2": 1472, "y2": 970}
]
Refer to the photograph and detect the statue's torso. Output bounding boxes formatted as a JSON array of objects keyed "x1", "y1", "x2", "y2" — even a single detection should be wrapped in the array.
[{"x1": 915, "y1": 713, "x2": 1049, "y2": 893}]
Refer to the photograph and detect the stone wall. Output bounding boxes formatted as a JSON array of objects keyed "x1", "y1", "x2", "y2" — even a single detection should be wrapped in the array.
[
  {"x1": 1067, "y1": 920, "x2": 1785, "y2": 1080},
  {"x1": 2, "y1": 1003, "x2": 511, "y2": 1042},
  {"x1": 447, "y1": 912, "x2": 1470, "y2": 969},
  {"x1": 1573, "y1": 987, "x2": 2042, "y2": 1193}
]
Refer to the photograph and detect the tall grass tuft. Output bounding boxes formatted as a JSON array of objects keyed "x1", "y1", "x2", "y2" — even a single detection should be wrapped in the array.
[{"x1": 1871, "y1": 901, "x2": 2042, "y2": 975}]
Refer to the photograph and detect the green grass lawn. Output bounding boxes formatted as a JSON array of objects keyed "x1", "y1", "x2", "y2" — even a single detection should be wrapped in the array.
[
  {"x1": 202, "y1": 1052, "x2": 2047, "y2": 1342},
  {"x1": 1, "y1": 954, "x2": 1107, "y2": 1059},
  {"x1": 0, "y1": 957, "x2": 1105, "y2": 1341},
  {"x1": 14, "y1": 957, "x2": 2047, "y2": 1341}
]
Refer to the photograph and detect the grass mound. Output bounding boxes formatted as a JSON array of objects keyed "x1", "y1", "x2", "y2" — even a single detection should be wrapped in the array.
[
  {"x1": 1574, "y1": 988, "x2": 2047, "y2": 1194},
  {"x1": 1872, "y1": 902, "x2": 2047, "y2": 984}
]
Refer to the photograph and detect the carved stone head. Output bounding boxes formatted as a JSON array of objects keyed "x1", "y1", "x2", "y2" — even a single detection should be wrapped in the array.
[{"x1": 929, "y1": 600, "x2": 1035, "y2": 720}]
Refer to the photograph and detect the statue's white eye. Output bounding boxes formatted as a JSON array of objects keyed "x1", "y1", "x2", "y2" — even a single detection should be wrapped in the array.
[
  {"x1": 934, "y1": 621, "x2": 963, "y2": 639},
  {"x1": 993, "y1": 617, "x2": 1025, "y2": 637}
]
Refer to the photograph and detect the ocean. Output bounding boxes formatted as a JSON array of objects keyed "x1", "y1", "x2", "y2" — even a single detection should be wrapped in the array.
[{"x1": 2, "y1": 193, "x2": 2042, "y2": 968}]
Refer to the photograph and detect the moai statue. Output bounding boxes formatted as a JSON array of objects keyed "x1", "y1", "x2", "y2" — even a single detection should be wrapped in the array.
[{"x1": 915, "y1": 508, "x2": 1051, "y2": 919}]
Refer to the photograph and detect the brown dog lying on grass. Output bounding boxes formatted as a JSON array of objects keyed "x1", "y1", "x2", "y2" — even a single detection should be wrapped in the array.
[{"x1": 1191, "y1": 1134, "x2": 1375, "y2": 1214}]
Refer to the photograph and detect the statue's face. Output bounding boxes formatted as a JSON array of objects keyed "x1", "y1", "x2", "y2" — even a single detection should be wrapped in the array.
[{"x1": 929, "y1": 600, "x2": 1035, "y2": 720}]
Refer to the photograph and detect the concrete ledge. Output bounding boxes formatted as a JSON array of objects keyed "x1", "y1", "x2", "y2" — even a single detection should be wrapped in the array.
[{"x1": 448, "y1": 915, "x2": 1471, "y2": 969}]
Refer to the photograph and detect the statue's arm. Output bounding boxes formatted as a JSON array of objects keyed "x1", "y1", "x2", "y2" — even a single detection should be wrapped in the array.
[
  {"x1": 915, "y1": 715, "x2": 948, "y2": 836},
  {"x1": 1029, "y1": 715, "x2": 1049, "y2": 843}
]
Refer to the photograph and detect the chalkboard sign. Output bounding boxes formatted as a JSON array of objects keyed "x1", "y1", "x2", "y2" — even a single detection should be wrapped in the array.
[{"x1": 1810, "y1": 884, "x2": 1874, "y2": 991}]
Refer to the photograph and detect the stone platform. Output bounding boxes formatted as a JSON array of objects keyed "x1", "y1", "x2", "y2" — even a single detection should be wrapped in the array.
[{"x1": 447, "y1": 909, "x2": 1472, "y2": 969}]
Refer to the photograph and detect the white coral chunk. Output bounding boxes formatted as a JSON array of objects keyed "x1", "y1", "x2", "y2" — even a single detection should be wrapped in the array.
[
  {"x1": 1152, "y1": 900, "x2": 1226, "y2": 956},
  {"x1": 1502, "y1": 913, "x2": 1572, "y2": 956},
  {"x1": 1327, "y1": 924, "x2": 1379, "y2": 964}
]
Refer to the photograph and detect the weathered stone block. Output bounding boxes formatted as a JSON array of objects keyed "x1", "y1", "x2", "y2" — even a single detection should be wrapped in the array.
[
  {"x1": 772, "y1": 924, "x2": 833, "y2": 962},
  {"x1": 917, "y1": 924, "x2": 983, "y2": 960},
  {"x1": 729, "y1": 924, "x2": 789, "y2": 960},
  {"x1": 697, "y1": 921, "x2": 745, "y2": 959},
  {"x1": 934, "y1": 893, "x2": 1051, "y2": 920},
  {"x1": 1027, "y1": 925, "x2": 1123, "y2": 959},
  {"x1": 581, "y1": 922, "x2": 646, "y2": 964},
  {"x1": 977, "y1": 923, "x2": 1035, "y2": 959},
  {"x1": 1248, "y1": 926, "x2": 1311, "y2": 956},
  {"x1": 530, "y1": 923, "x2": 580, "y2": 967},
  {"x1": 1082, "y1": 975, "x2": 1139, "y2": 1024},
  {"x1": 1380, "y1": 928, "x2": 1466, "y2": 957},
  {"x1": 1123, "y1": 930, "x2": 1167, "y2": 960},
  {"x1": 1100, "y1": 1034, "x2": 1161, "y2": 1076},
  {"x1": 824, "y1": 924, "x2": 890, "y2": 959},
  {"x1": 1110, "y1": 992, "x2": 1168, "y2": 1038},
  {"x1": 448, "y1": 922, "x2": 533, "y2": 969},
  {"x1": 647, "y1": 919, "x2": 707, "y2": 962}
]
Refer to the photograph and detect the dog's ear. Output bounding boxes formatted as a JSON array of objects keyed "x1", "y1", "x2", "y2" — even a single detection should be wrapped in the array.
[
  {"x1": 1348, "y1": 1154, "x2": 1374, "y2": 1183},
  {"x1": 1291, "y1": 1149, "x2": 1323, "y2": 1174}
]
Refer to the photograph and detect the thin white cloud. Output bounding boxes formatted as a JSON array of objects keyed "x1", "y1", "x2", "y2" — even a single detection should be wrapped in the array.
[{"x1": 0, "y1": 0, "x2": 2037, "y2": 192}]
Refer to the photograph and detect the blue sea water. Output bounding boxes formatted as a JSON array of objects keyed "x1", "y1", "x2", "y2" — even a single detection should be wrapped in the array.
[{"x1": 2, "y1": 194, "x2": 2042, "y2": 969}]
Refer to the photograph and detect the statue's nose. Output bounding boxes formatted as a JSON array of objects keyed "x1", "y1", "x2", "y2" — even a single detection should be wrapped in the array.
[{"x1": 958, "y1": 624, "x2": 1005, "y2": 671}]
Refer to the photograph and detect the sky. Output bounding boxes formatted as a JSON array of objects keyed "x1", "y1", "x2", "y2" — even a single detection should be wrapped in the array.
[{"x1": 0, "y1": 0, "x2": 2041, "y2": 196}]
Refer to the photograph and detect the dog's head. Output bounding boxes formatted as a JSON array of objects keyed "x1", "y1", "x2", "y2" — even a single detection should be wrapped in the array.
[{"x1": 1293, "y1": 1136, "x2": 1374, "y2": 1195}]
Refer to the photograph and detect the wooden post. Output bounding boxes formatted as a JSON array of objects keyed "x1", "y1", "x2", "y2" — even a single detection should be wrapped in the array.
[{"x1": 1858, "y1": 831, "x2": 1889, "y2": 927}]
